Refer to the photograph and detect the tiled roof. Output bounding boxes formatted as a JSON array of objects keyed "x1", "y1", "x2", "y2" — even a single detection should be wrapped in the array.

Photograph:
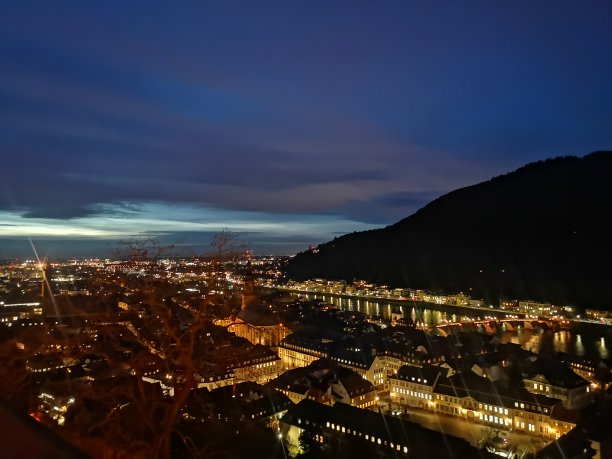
[
  {"x1": 268, "y1": 359, "x2": 374, "y2": 398},
  {"x1": 434, "y1": 371, "x2": 561, "y2": 412},
  {"x1": 330, "y1": 346, "x2": 376, "y2": 368},
  {"x1": 536, "y1": 427, "x2": 592, "y2": 459},
  {"x1": 393, "y1": 364, "x2": 448, "y2": 386},
  {"x1": 186, "y1": 381, "x2": 292, "y2": 421},
  {"x1": 524, "y1": 358, "x2": 589, "y2": 389},
  {"x1": 281, "y1": 333, "x2": 331, "y2": 354}
]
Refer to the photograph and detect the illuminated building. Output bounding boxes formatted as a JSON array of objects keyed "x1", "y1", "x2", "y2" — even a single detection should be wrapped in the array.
[
  {"x1": 37, "y1": 392, "x2": 76, "y2": 426},
  {"x1": 277, "y1": 333, "x2": 329, "y2": 369},
  {"x1": 389, "y1": 364, "x2": 579, "y2": 442},
  {"x1": 183, "y1": 381, "x2": 293, "y2": 431},
  {"x1": 522, "y1": 357, "x2": 591, "y2": 409},
  {"x1": 215, "y1": 275, "x2": 290, "y2": 347},
  {"x1": 269, "y1": 359, "x2": 378, "y2": 409}
]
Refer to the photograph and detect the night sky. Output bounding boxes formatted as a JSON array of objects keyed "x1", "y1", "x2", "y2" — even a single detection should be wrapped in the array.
[{"x1": 1, "y1": 1, "x2": 612, "y2": 258}]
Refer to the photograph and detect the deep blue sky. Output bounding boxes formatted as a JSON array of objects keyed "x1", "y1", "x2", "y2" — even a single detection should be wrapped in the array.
[{"x1": 1, "y1": 1, "x2": 611, "y2": 258}]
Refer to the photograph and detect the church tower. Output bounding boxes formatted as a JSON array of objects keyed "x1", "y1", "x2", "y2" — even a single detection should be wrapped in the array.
[{"x1": 241, "y1": 265, "x2": 257, "y2": 310}]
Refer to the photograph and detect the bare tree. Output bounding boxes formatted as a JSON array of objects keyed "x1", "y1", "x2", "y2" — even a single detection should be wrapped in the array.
[
  {"x1": 114, "y1": 236, "x2": 177, "y2": 262},
  {"x1": 0, "y1": 231, "x2": 264, "y2": 458},
  {"x1": 100, "y1": 230, "x2": 249, "y2": 458}
]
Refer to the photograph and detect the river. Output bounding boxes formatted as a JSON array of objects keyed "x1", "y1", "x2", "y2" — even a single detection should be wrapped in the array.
[{"x1": 290, "y1": 292, "x2": 612, "y2": 361}]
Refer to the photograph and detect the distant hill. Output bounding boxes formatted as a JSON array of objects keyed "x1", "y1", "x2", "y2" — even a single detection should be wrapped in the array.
[{"x1": 286, "y1": 152, "x2": 612, "y2": 310}]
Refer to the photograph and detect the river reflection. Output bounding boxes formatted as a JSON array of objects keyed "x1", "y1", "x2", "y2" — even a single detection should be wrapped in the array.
[
  {"x1": 293, "y1": 292, "x2": 612, "y2": 360},
  {"x1": 499, "y1": 327, "x2": 612, "y2": 360}
]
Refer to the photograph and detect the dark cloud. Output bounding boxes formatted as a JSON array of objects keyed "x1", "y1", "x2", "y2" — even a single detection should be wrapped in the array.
[
  {"x1": 373, "y1": 191, "x2": 443, "y2": 210},
  {"x1": 0, "y1": 1, "x2": 611, "y2": 251},
  {"x1": 330, "y1": 191, "x2": 444, "y2": 225}
]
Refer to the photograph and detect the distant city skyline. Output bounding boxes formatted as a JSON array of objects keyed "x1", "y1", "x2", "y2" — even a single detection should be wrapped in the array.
[{"x1": 1, "y1": 1, "x2": 612, "y2": 257}]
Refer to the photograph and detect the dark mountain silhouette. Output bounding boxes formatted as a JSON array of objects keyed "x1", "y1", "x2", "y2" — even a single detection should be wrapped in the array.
[{"x1": 286, "y1": 152, "x2": 612, "y2": 310}]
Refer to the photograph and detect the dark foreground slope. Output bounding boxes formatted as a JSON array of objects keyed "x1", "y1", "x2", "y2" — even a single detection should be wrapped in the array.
[{"x1": 287, "y1": 152, "x2": 612, "y2": 309}]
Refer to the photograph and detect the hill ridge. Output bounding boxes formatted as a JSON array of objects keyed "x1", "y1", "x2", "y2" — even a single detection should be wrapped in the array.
[{"x1": 286, "y1": 151, "x2": 612, "y2": 309}]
